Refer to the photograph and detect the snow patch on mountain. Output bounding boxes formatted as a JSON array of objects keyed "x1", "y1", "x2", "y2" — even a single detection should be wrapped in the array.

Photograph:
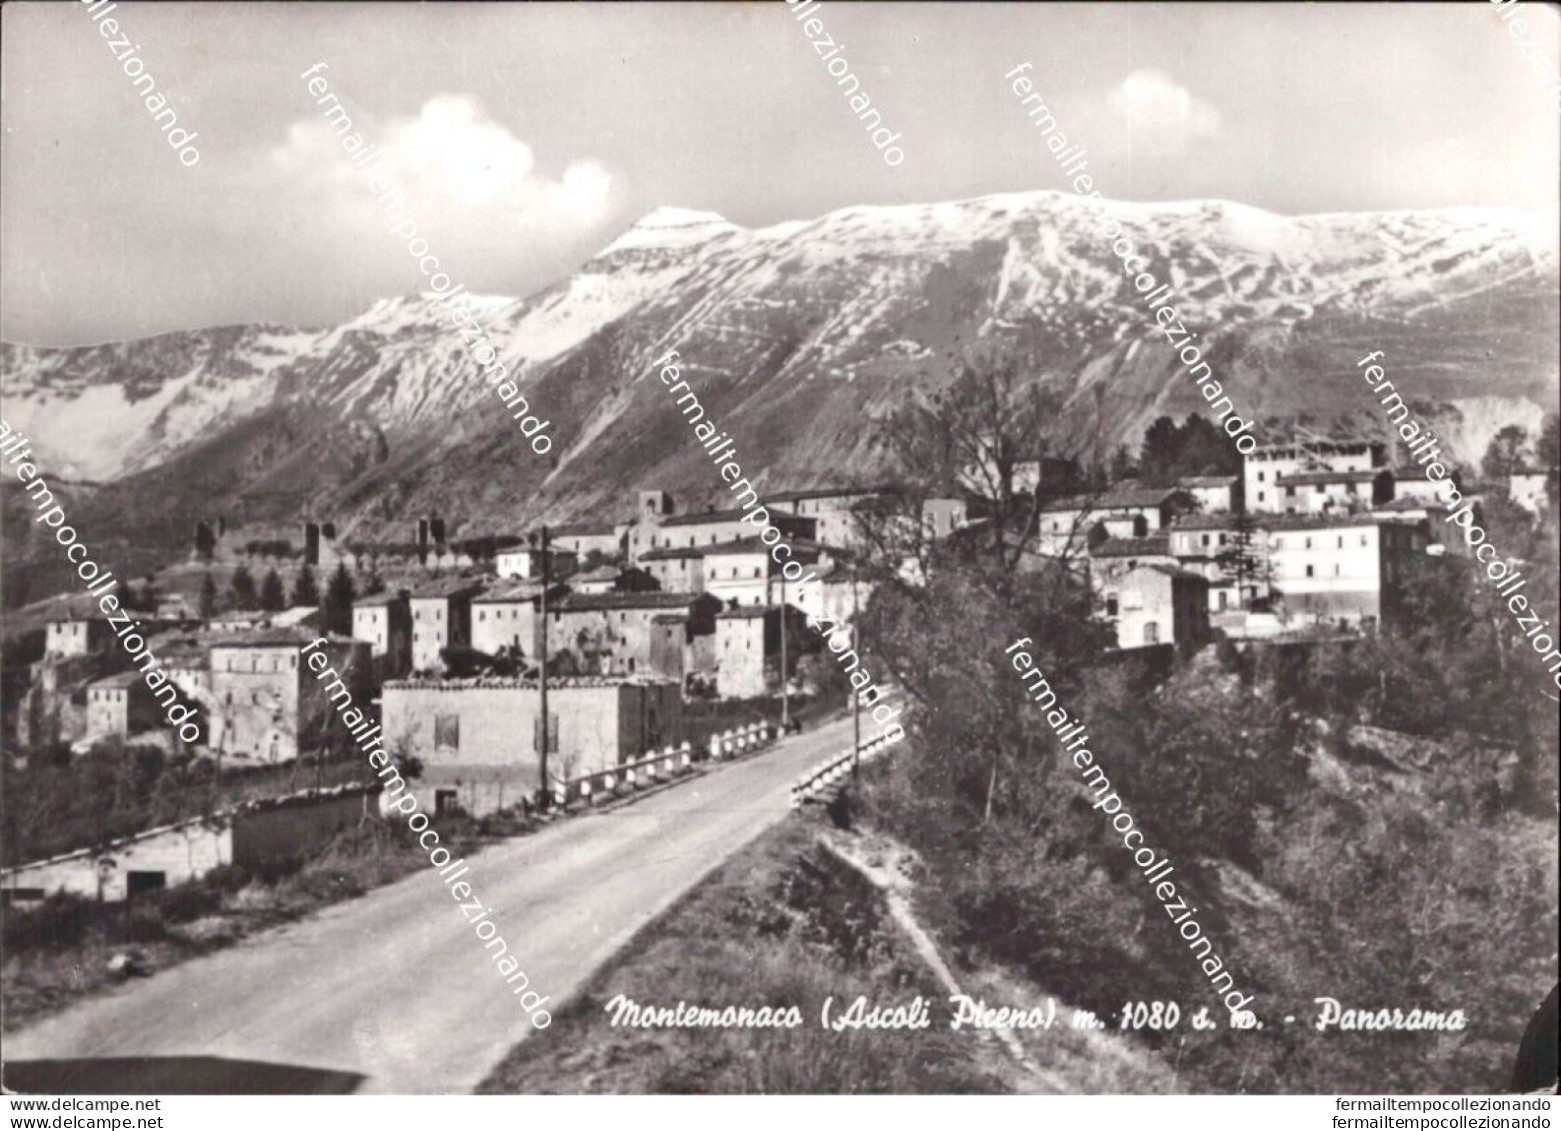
[{"x1": 1, "y1": 189, "x2": 1555, "y2": 498}]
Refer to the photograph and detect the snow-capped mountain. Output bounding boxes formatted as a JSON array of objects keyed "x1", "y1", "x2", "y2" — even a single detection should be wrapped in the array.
[{"x1": 2, "y1": 190, "x2": 1556, "y2": 556}]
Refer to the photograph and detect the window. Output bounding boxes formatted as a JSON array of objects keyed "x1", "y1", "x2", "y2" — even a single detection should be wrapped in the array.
[
  {"x1": 434, "y1": 713, "x2": 460, "y2": 750},
  {"x1": 1258, "y1": 492, "x2": 1265, "y2": 503},
  {"x1": 1143, "y1": 622, "x2": 1160, "y2": 645},
  {"x1": 1360, "y1": 534, "x2": 1368, "y2": 546},
  {"x1": 1304, "y1": 537, "x2": 1312, "y2": 549},
  {"x1": 1201, "y1": 534, "x2": 1210, "y2": 547},
  {"x1": 1305, "y1": 565, "x2": 1315, "y2": 578},
  {"x1": 126, "y1": 871, "x2": 167, "y2": 899},
  {"x1": 1334, "y1": 563, "x2": 1341, "y2": 576},
  {"x1": 435, "y1": 789, "x2": 460, "y2": 817},
  {"x1": 1105, "y1": 596, "x2": 1119, "y2": 617}
]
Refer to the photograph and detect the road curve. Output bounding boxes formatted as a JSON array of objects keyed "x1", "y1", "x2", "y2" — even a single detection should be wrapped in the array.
[{"x1": 4, "y1": 715, "x2": 861, "y2": 1094}]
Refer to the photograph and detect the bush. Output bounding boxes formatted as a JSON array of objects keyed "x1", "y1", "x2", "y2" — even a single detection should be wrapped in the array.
[
  {"x1": 157, "y1": 880, "x2": 225, "y2": 924},
  {"x1": 1, "y1": 893, "x2": 95, "y2": 951},
  {"x1": 121, "y1": 902, "x2": 167, "y2": 943},
  {"x1": 289, "y1": 869, "x2": 366, "y2": 902}
]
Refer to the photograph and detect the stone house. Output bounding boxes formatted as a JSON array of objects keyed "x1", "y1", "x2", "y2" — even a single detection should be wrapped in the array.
[
  {"x1": 206, "y1": 628, "x2": 371, "y2": 764},
  {"x1": 546, "y1": 591, "x2": 721, "y2": 676},
  {"x1": 1099, "y1": 565, "x2": 1210, "y2": 653},
  {"x1": 408, "y1": 578, "x2": 485, "y2": 674},
  {"x1": 84, "y1": 671, "x2": 162, "y2": 743},
  {"x1": 352, "y1": 590, "x2": 412, "y2": 680},
  {"x1": 380, "y1": 677, "x2": 683, "y2": 816},
  {"x1": 1036, "y1": 486, "x2": 1198, "y2": 558}
]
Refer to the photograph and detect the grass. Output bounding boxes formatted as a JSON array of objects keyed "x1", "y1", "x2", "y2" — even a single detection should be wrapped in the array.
[{"x1": 477, "y1": 814, "x2": 1174, "y2": 1094}]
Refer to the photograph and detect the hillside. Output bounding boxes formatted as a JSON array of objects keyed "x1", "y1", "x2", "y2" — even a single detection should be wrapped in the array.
[{"x1": 2, "y1": 191, "x2": 1556, "y2": 568}]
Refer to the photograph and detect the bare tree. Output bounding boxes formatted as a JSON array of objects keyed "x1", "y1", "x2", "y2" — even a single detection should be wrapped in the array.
[{"x1": 851, "y1": 349, "x2": 1094, "y2": 585}]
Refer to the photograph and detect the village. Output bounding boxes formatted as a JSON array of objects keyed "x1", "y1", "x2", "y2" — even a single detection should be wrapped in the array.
[{"x1": 4, "y1": 430, "x2": 1553, "y2": 907}]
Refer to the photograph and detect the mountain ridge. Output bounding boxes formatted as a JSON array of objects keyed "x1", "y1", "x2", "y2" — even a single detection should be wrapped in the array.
[{"x1": 2, "y1": 189, "x2": 1556, "y2": 564}]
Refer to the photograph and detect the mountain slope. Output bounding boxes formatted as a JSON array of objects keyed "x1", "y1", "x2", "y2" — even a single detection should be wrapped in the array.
[{"x1": 2, "y1": 191, "x2": 1556, "y2": 559}]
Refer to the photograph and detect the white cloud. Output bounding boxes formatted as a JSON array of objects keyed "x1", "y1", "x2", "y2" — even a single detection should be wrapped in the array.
[
  {"x1": 268, "y1": 93, "x2": 614, "y2": 234},
  {"x1": 1106, "y1": 70, "x2": 1220, "y2": 152}
]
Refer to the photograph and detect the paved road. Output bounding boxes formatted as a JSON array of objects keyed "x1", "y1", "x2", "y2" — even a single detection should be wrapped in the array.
[{"x1": 4, "y1": 715, "x2": 860, "y2": 1094}]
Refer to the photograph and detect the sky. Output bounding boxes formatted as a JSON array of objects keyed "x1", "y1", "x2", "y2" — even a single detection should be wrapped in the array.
[{"x1": 2, "y1": 1, "x2": 1558, "y2": 347}]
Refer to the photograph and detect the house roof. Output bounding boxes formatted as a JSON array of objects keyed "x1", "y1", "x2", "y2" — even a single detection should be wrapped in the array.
[
  {"x1": 657, "y1": 506, "x2": 803, "y2": 528},
  {"x1": 1263, "y1": 512, "x2": 1416, "y2": 531},
  {"x1": 144, "y1": 629, "x2": 221, "y2": 663},
  {"x1": 385, "y1": 675, "x2": 676, "y2": 691},
  {"x1": 1177, "y1": 476, "x2": 1238, "y2": 488},
  {"x1": 717, "y1": 606, "x2": 771, "y2": 619},
  {"x1": 472, "y1": 582, "x2": 549, "y2": 603},
  {"x1": 642, "y1": 536, "x2": 826, "y2": 561},
  {"x1": 1134, "y1": 564, "x2": 1208, "y2": 582},
  {"x1": 571, "y1": 567, "x2": 622, "y2": 583},
  {"x1": 1174, "y1": 510, "x2": 1420, "y2": 534},
  {"x1": 1170, "y1": 512, "x2": 1245, "y2": 532},
  {"x1": 638, "y1": 544, "x2": 709, "y2": 562},
  {"x1": 408, "y1": 578, "x2": 487, "y2": 600},
  {"x1": 210, "y1": 610, "x2": 265, "y2": 623},
  {"x1": 549, "y1": 521, "x2": 622, "y2": 538},
  {"x1": 765, "y1": 486, "x2": 886, "y2": 505},
  {"x1": 46, "y1": 613, "x2": 110, "y2": 626},
  {"x1": 212, "y1": 627, "x2": 358, "y2": 648},
  {"x1": 1041, "y1": 486, "x2": 1190, "y2": 513},
  {"x1": 809, "y1": 563, "x2": 875, "y2": 584},
  {"x1": 1092, "y1": 535, "x2": 1172, "y2": 559},
  {"x1": 270, "y1": 607, "x2": 320, "y2": 627},
  {"x1": 1276, "y1": 469, "x2": 1386, "y2": 486},
  {"x1": 555, "y1": 591, "x2": 708, "y2": 613},
  {"x1": 704, "y1": 536, "x2": 824, "y2": 558},
  {"x1": 353, "y1": 589, "x2": 409, "y2": 607},
  {"x1": 1247, "y1": 439, "x2": 1380, "y2": 457},
  {"x1": 89, "y1": 671, "x2": 145, "y2": 690}
]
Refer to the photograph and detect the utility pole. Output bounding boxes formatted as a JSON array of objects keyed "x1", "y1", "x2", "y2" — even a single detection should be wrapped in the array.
[
  {"x1": 778, "y1": 568, "x2": 790, "y2": 733},
  {"x1": 537, "y1": 524, "x2": 551, "y2": 810},
  {"x1": 851, "y1": 567, "x2": 861, "y2": 775}
]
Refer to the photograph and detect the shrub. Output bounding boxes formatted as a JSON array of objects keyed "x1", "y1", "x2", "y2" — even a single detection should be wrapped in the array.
[
  {"x1": 121, "y1": 902, "x2": 167, "y2": 943},
  {"x1": 1, "y1": 893, "x2": 95, "y2": 952},
  {"x1": 157, "y1": 880, "x2": 224, "y2": 924}
]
